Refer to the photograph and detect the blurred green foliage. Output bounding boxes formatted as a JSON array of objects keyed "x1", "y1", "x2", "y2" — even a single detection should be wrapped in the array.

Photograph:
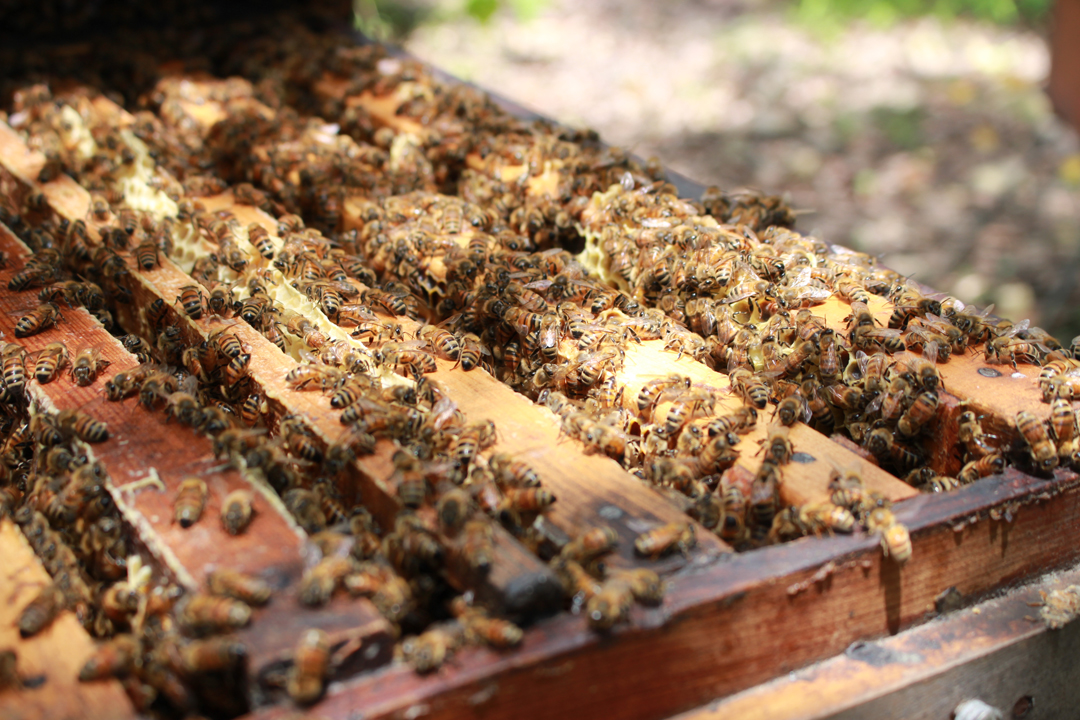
[
  {"x1": 792, "y1": 0, "x2": 1053, "y2": 29},
  {"x1": 354, "y1": 0, "x2": 549, "y2": 40}
]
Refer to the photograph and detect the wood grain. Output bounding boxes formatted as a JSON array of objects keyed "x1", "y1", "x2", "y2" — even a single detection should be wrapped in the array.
[
  {"x1": 0, "y1": 520, "x2": 137, "y2": 720},
  {"x1": 676, "y1": 557, "x2": 1080, "y2": 720}
]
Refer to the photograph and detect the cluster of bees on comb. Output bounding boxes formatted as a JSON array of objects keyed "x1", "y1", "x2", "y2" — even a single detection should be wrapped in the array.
[{"x1": 1, "y1": 17, "x2": 1080, "y2": 718}]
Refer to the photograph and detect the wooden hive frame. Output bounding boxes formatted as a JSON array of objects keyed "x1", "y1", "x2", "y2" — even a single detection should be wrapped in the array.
[{"x1": 0, "y1": 29, "x2": 1078, "y2": 720}]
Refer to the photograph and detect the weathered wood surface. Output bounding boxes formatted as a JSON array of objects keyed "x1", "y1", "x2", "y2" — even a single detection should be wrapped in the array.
[
  {"x1": 0, "y1": 225, "x2": 394, "y2": 699},
  {"x1": 0, "y1": 520, "x2": 138, "y2": 720},
  {"x1": 676, "y1": 557, "x2": 1080, "y2": 720}
]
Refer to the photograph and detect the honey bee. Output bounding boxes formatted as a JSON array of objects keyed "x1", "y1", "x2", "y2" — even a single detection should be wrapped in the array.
[
  {"x1": 463, "y1": 613, "x2": 524, "y2": 648},
  {"x1": 452, "y1": 420, "x2": 497, "y2": 468},
  {"x1": 865, "y1": 427, "x2": 922, "y2": 473},
  {"x1": 206, "y1": 568, "x2": 271, "y2": 606},
  {"x1": 2, "y1": 343, "x2": 28, "y2": 398},
  {"x1": 247, "y1": 223, "x2": 275, "y2": 259},
  {"x1": 560, "y1": 526, "x2": 618, "y2": 564},
  {"x1": 633, "y1": 521, "x2": 695, "y2": 559},
  {"x1": 145, "y1": 297, "x2": 169, "y2": 329},
  {"x1": 610, "y1": 567, "x2": 665, "y2": 606},
  {"x1": 18, "y1": 583, "x2": 62, "y2": 637},
  {"x1": 240, "y1": 392, "x2": 267, "y2": 427},
  {"x1": 798, "y1": 502, "x2": 856, "y2": 535},
  {"x1": 288, "y1": 629, "x2": 330, "y2": 705},
  {"x1": 924, "y1": 476, "x2": 962, "y2": 493},
  {"x1": 897, "y1": 391, "x2": 939, "y2": 438},
  {"x1": 503, "y1": 487, "x2": 556, "y2": 512},
  {"x1": 957, "y1": 409, "x2": 995, "y2": 459},
  {"x1": 78, "y1": 634, "x2": 139, "y2": 681},
  {"x1": 402, "y1": 623, "x2": 463, "y2": 674},
  {"x1": 284, "y1": 488, "x2": 327, "y2": 535},
  {"x1": 377, "y1": 342, "x2": 438, "y2": 375},
  {"x1": 760, "y1": 425, "x2": 793, "y2": 465},
  {"x1": 101, "y1": 367, "x2": 149, "y2": 399},
  {"x1": 223, "y1": 352, "x2": 252, "y2": 385},
  {"x1": 180, "y1": 637, "x2": 247, "y2": 675},
  {"x1": 1049, "y1": 397, "x2": 1077, "y2": 453},
  {"x1": 1016, "y1": 410, "x2": 1058, "y2": 473},
  {"x1": 729, "y1": 368, "x2": 768, "y2": 409},
  {"x1": 866, "y1": 506, "x2": 912, "y2": 564},
  {"x1": 957, "y1": 454, "x2": 1006, "y2": 484},
  {"x1": 418, "y1": 324, "x2": 461, "y2": 361},
  {"x1": 221, "y1": 490, "x2": 255, "y2": 535},
  {"x1": 15, "y1": 302, "x2": 62, "y2": 337},
  {"x1": 70, "y1": 348, "x2": 110, "y2": 387},
  {"x1": 174, "y1": 478, "x2": 208, "y2": 528},
  {"x1": 460, "y1": 519, "x2": 496, "y2": 574},
  {"x1": 179, "y1": 593, "x2": 252, "y2": 635},
  {"x1": 435, "y1": 488, "x2": 473, "y2": 533},
  {"x1": 176, "y1": 285, "x2": 205, "y2": 320},
  {"x1": 489, "y1": 452, "x2": 541, "y2": 489},
  {"x1": 458, "y1": 333, "x2": 484, "y2": 372},
  {"x1": 56, "y1": 409, "x2": 108, "y2": 443},
  {"x1": 775, "y1": 392, "x2": 810, "y2": 427},
  {"x1": 586, "y1": 578, "x2": 633, "y2": 631},
  {"x1": 134, "y1": 240, "x2": 160, "y2": 271},
  {"x1": 29, "y1": 343, "x2": 67, "y2": 386},
  {"x1": 206, "y1": 285, "x2": 234, "y2": 317},
  {"x1": 750, "y1": 463, "x2": 781, "y2": 535},
  {"x1": 300, "y1": 555, "x2": 355, "y2": 607}
]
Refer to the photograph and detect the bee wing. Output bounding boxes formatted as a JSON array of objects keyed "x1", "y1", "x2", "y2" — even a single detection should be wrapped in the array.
[
  {"x1": 865, "y1": 393, "x2": 883, "y2": 415},
  {"x1": 922, "y1": 341, "x2": 939, "y2": 365},
  {"x1": 855, "y1": 350, "x2": 870, "y2": 376}
]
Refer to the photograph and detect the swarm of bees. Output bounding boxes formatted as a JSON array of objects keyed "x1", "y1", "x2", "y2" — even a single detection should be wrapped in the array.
[{"x1": 2, "y1": 17, "x2": 1079, "y2": 719}]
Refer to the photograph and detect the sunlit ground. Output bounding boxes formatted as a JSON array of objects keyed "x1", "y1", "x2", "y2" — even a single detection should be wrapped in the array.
[{"x1": 401, "y1": 0, "x2": 1080, "y2": 339}]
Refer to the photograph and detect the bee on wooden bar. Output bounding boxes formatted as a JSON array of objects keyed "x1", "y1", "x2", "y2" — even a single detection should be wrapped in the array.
[
  {"x1": 866, "y1": 506, "x2": 912, "y2": 564},
  {"x1": 435, "y1": 487, "x2": 473, "y2": 534},
  {"x1": 15, "y1": 302, "x2": 62, "y2": 337},
  {"x1": 760, "y1": 425, "x2": 793, "y2": 465},
  {"x1": 897, "y1": 391, "x2": 939, "y2": 438},
  {"x1": 248, "y1": 223, "x2": 275, "y2": 259},
  {"x1": 489, "y1": 452, "x2": 541, "y2": 489},
  {"x1": 206, "y1": 285, "x2": 234, "y2": 317},
  {"x1": 287, "y1": 629, "x2": 331, "y2": 705},
  {"x1": 221, "y1": 490, "x2": 255, "y2": 535},
  {"x1": 145, "y1": 297, "x2": 169, "y2": 330},
  {"x1": 586, "y1": 578, "x2": 633, "y2": 631},
  {"x1": 180, "y1": 593, "x2": 252, "y2": 635},
  {"x1": 180, "y1": 637, "x2": 247, "y2": 675},
  {"x1": 78, "y1": 634, "x2": 138, "y2": 681},
  {"x1": 418, "y1": 324, "x2": 462, "y2": 362},
  {"x1": 173, "y1": 478, "x2": 208, "y2": 528},
  {"x1": 134, "y1": 240, "x2": 160, "y2": 271},
  {"x1": 18, "y1": 583, "x2": 62, "y2": 637},
  {"x1": 460, "y1": 519, "x2": 496, "y2": 574},
  {"x1": 729, "y1": 368, "x2": 768, "y2": 409},
  {"x1": 70, "y1": 348, "x2": 110, "y2": 387},
  {"x1": 957, "y1": 454, "x2": 1006, "y2": 484},
  {"x1": 56, "y1": 409, "x2": 108, "y2": 443},
  {"x1": 775, "y1": 392, "x2": 810, "y2": 427},
  {"x1": 1016, "y1": 410, "x2": 1058, "y2": 473},
  {"x1": 633, "y1": 521, "x2": 695, "y2": 559},
  {"x1": 503, "y1": 487, "x2": 556, "y2": 512},
  {"x1": 176, "y1": 285, "x2": 205, "y2": 320},
  {"x1": 2, "y1": 343, "x2": 28, "y2": 399},
  {"x1": 300, "y1": 556, "x2": 355, "y2": 607},
  {"x1": 402, "y1": 623, "x2": 464, "y2": 674}
]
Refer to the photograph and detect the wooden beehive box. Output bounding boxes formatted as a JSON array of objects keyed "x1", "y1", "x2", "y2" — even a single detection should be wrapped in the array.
[{"x1": 1, "y1": 6, "x2": 1079, "y2": 720}]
